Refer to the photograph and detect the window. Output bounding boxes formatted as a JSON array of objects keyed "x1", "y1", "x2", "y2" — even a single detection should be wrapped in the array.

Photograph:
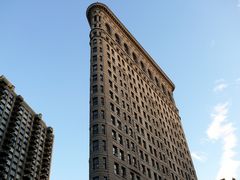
[
  {"x1": 100, "y1": 85, "x2": 104, "y2": 93},
  {"x1": 93, "y1": 97, "x2": 98, "y2": 106},
  {"x1": 117, "y1": 120, "x2": 122, "y2": 130},
  {"x1": 162, "y1": 84, "x2": 166, "y2": 95},
  {"x1": 132, "y1": 52, "x2": 138, "y2": 63},
  {"x1": 116, "y1": 108, "x2": 120, "y2": 116},
  {"x1": 109, "y1": 90, "x2": 113, "y2": 99},
  {"x1": 93, "y1": 39, "x2": 97, "y2": 45},
  {"x1": 102, "y1": 140, "x2": 106, "y2": 151},
  {"x1": 133, "y1": 156, "x2": 137, "y2": 167},
  {"x1": 130, "y1": 172, "x2": 134, "y2": 180},
  {"x1": 119, "y1": 149, "x2": 124, "y2": 161},
  {"x1": 101, "y1": 125, "x2": 105, "y2": 134},
  {"x1": 105, "y1": 23, "x2": 112, "y2": 34},
  {"x1": 93, "y1": 125, "x2": 98, "y2": 134},
  {"x1": 113, "y1": 145, "x2": 118, "y2": 156},
  {"x1": 93, "y1": 157, "x2": 99, "y2": 170},
  {"x1": 112, "y1": 130, "x2": 117, "y2": 140},
  {"x1": 140, "y1": 61, "x2": 146, "y2": 72},
  {"x1": 100, "y1": 110, "x2": 105, "y2": 119},
  {"x1": 103, "y1": 157, "x2": 107, "y2": 169},
  {"x1": 93, "y1": 55, "x2": 97, "y2": 62},
  {"x1": 93, "y1": 47, "x2": 97, "y2": 53},
  {"x1": 121, "y1": 166, "x2": 126, "y2": 178},
  {"x1": 124, "y1": 43, "x2": 129, "y2": 54},
  {"x1": 155, "y1": 77, "x2": 160, "y2": 87},
  {"x1": 92, "y1": 110, "x2": 98, "y2": 120},
  {"x1": 114, "y1": 163, "x2": 119, "y2": 175},
  {"x1": 101, "y1": 97, "x2": 104, "y2": 106},
  {"x1": 111, "y1": 115, "x2": 116, "y2": 125},
  {"x1": 110, "y1": 103, "x2": 114, "y2": 111},
  {"x1": 93, "y1": 176, "x2": 99, "y2": 180},
  {"x1": 100, "y1": 74, "x2": 103, "y2": 81},
  {"x1": 115, "y1": 33, "x2": 121, "y2": 44},
  {"x1": 93, "y1": 140, "x2": 99, "y2": 151},
  {"x1": 93, "y1": 64, "x2": 97, "y2": 72},
  {"x1": 148, "y1": 69, "x2": 153, "y2": 80},
  {"x1": 93, "y1": 85, "x2": 98, "y2": 93},
  {"x1": 118, "y1": 134, "x2": 123, "y2": 145},
  {"x1": 93, "y1": 74, "x2": 97, "y2": 82},
  {"x1": 147, "y1": 168, "x2": 151, "y2": 178}
]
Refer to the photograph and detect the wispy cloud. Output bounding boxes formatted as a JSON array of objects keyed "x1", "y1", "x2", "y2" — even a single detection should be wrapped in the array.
[
  {"x1": 207, "y1": 102, "x2": 240, "y2": 179},
  {"x1": 213, "y1": 80, "x2": 228, "y2": 92},
  {"x1": 191, "y1": 152, "x2": 207, "y2": 162},
  {"x1": 238, "y1": 0, "x2": 240, "y2": 7}
]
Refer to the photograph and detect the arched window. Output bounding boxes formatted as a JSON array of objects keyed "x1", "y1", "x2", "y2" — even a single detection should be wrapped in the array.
[
  {"x1": 140, "y1": 61, "x2": 146, "y2": 72},
  {"x1": 115, "y1": 33, "x2": 121, "y2": 44},
  {"x1": 124, "y1": 43, "x2": 129, "y2": 54},
  {"x1": 155, "y1": 77, "x2": 160, "y2": 87},
  {"x1": 148, "y1": 69, "x2": 153, "y2": 80},
  {"x1": 105, "y1": 23, "x2": 111, "y2": 35},
  {"x1": 132, "y1": 52, "x2": 138, "y2": 63}
]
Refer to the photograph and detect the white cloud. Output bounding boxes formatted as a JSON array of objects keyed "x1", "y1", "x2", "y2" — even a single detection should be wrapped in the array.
[
  {"x1": 191, "y1": 152, "x2": 207, "y2": 162},
  {"x1": 213, "y1": 80, "x2": 228, "y2": 92},
  {"x1": 207, "y1": 102, "x2": 240, "y2": 180},
  {"x1": 238, "y1": 0, "x2": 240, "y2": 7}
]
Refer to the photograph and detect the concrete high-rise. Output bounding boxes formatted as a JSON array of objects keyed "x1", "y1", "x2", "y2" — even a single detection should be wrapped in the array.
[
  {"x1": 0, "y1": 75, "x2": 54, "y2": 180},
  {"x1": 87, "y1": 3, "x2": 197, "y2": 180}
]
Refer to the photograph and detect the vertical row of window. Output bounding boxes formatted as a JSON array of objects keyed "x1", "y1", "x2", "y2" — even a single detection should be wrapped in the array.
[
  {"x1": 90, "y1": 34, "x2": 110, "y2": 180},
  {"x1": 0, "y1": 88, "x2": 14, "y2": 141}
]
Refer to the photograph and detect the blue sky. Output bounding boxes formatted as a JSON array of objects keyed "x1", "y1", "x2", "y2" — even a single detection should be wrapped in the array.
[{"x1": 0, "y1": 0, "x2": 240, "y2": 179}]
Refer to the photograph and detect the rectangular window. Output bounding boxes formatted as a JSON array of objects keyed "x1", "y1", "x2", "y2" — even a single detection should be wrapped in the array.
[
  {"x1": 114, "y1": 163, "x2": 119, "y2": 175},
  {"x1": 121, "y1": 166, "x2": 126, "y2": 178},
  {"x1": 113, "y1": 145, "x2": 118, "y2": 156},
  {"x1": 92, "y1": 110, "x2": 98, "y2": 120},
  {"x1": 119, "y1": 149, "x2": 124, "y2": 161},
  {"x1": 101, "y1": 97, "x2": 104, "y2": 106},
  {"x1": 93, "y1": 125, "x2": 98, "y2": 134},
  {"x1": 93, "y1": 140, "x2": 99, "y2": 151},
  {"x1": 111, "y1": 115, "x2": 116, "y2": 125},
  {"x1": 101, "y1": 125, "x2": 105, "y2": 134},
  {"x1": 93, "y1": 177, "x2": 99, "y2": 180},
  {"x1": 93, "y1": 47, "x2": 97, "y2": 53},
  {"x1": 102, "y1": 140, "x2": 106, "y2": 151},
  {"x1": 100, "y1": 85, "x2": 104, "y2": 93},
  {"x1": 93, "y1": 85, "x2": 98, "y2": 93},
  {"x1": 103, "y1": 157, "x2": 107, "y2": 169},
  {"x1": 118, "y1": 134, "x2": 123, "y2": 145},
  {"x1": 93, "y1": 64, "x2": 97, "y2": 72},
  {"x1": 93, "y1": 55, "x2": 97, "y2": 62},
  {"x1": 112, "y1": 130, "x2": 117, "y2": 140},
  {"x1": 93, "y1": 97, "x2": 98, "y2": 106},
  {"x1": 93, "y1": 74, "x2": 97, "y2": 82},
  {"x1": 93, "y1": 157, "x2": 99, "y2": 170}
]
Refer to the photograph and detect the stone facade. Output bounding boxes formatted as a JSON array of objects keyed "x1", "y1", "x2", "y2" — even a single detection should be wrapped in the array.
[{"x1": 87, "y1": 3, "x2": 197, "y2": 180}]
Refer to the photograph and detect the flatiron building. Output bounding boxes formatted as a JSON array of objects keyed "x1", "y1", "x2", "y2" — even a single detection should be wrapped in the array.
[
  {"x1": 87, "y1": 3, "x2": 197, "y2": 180},
  {"x1": 0, "y1": 75, "x2": 54, "y2": 180}
]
